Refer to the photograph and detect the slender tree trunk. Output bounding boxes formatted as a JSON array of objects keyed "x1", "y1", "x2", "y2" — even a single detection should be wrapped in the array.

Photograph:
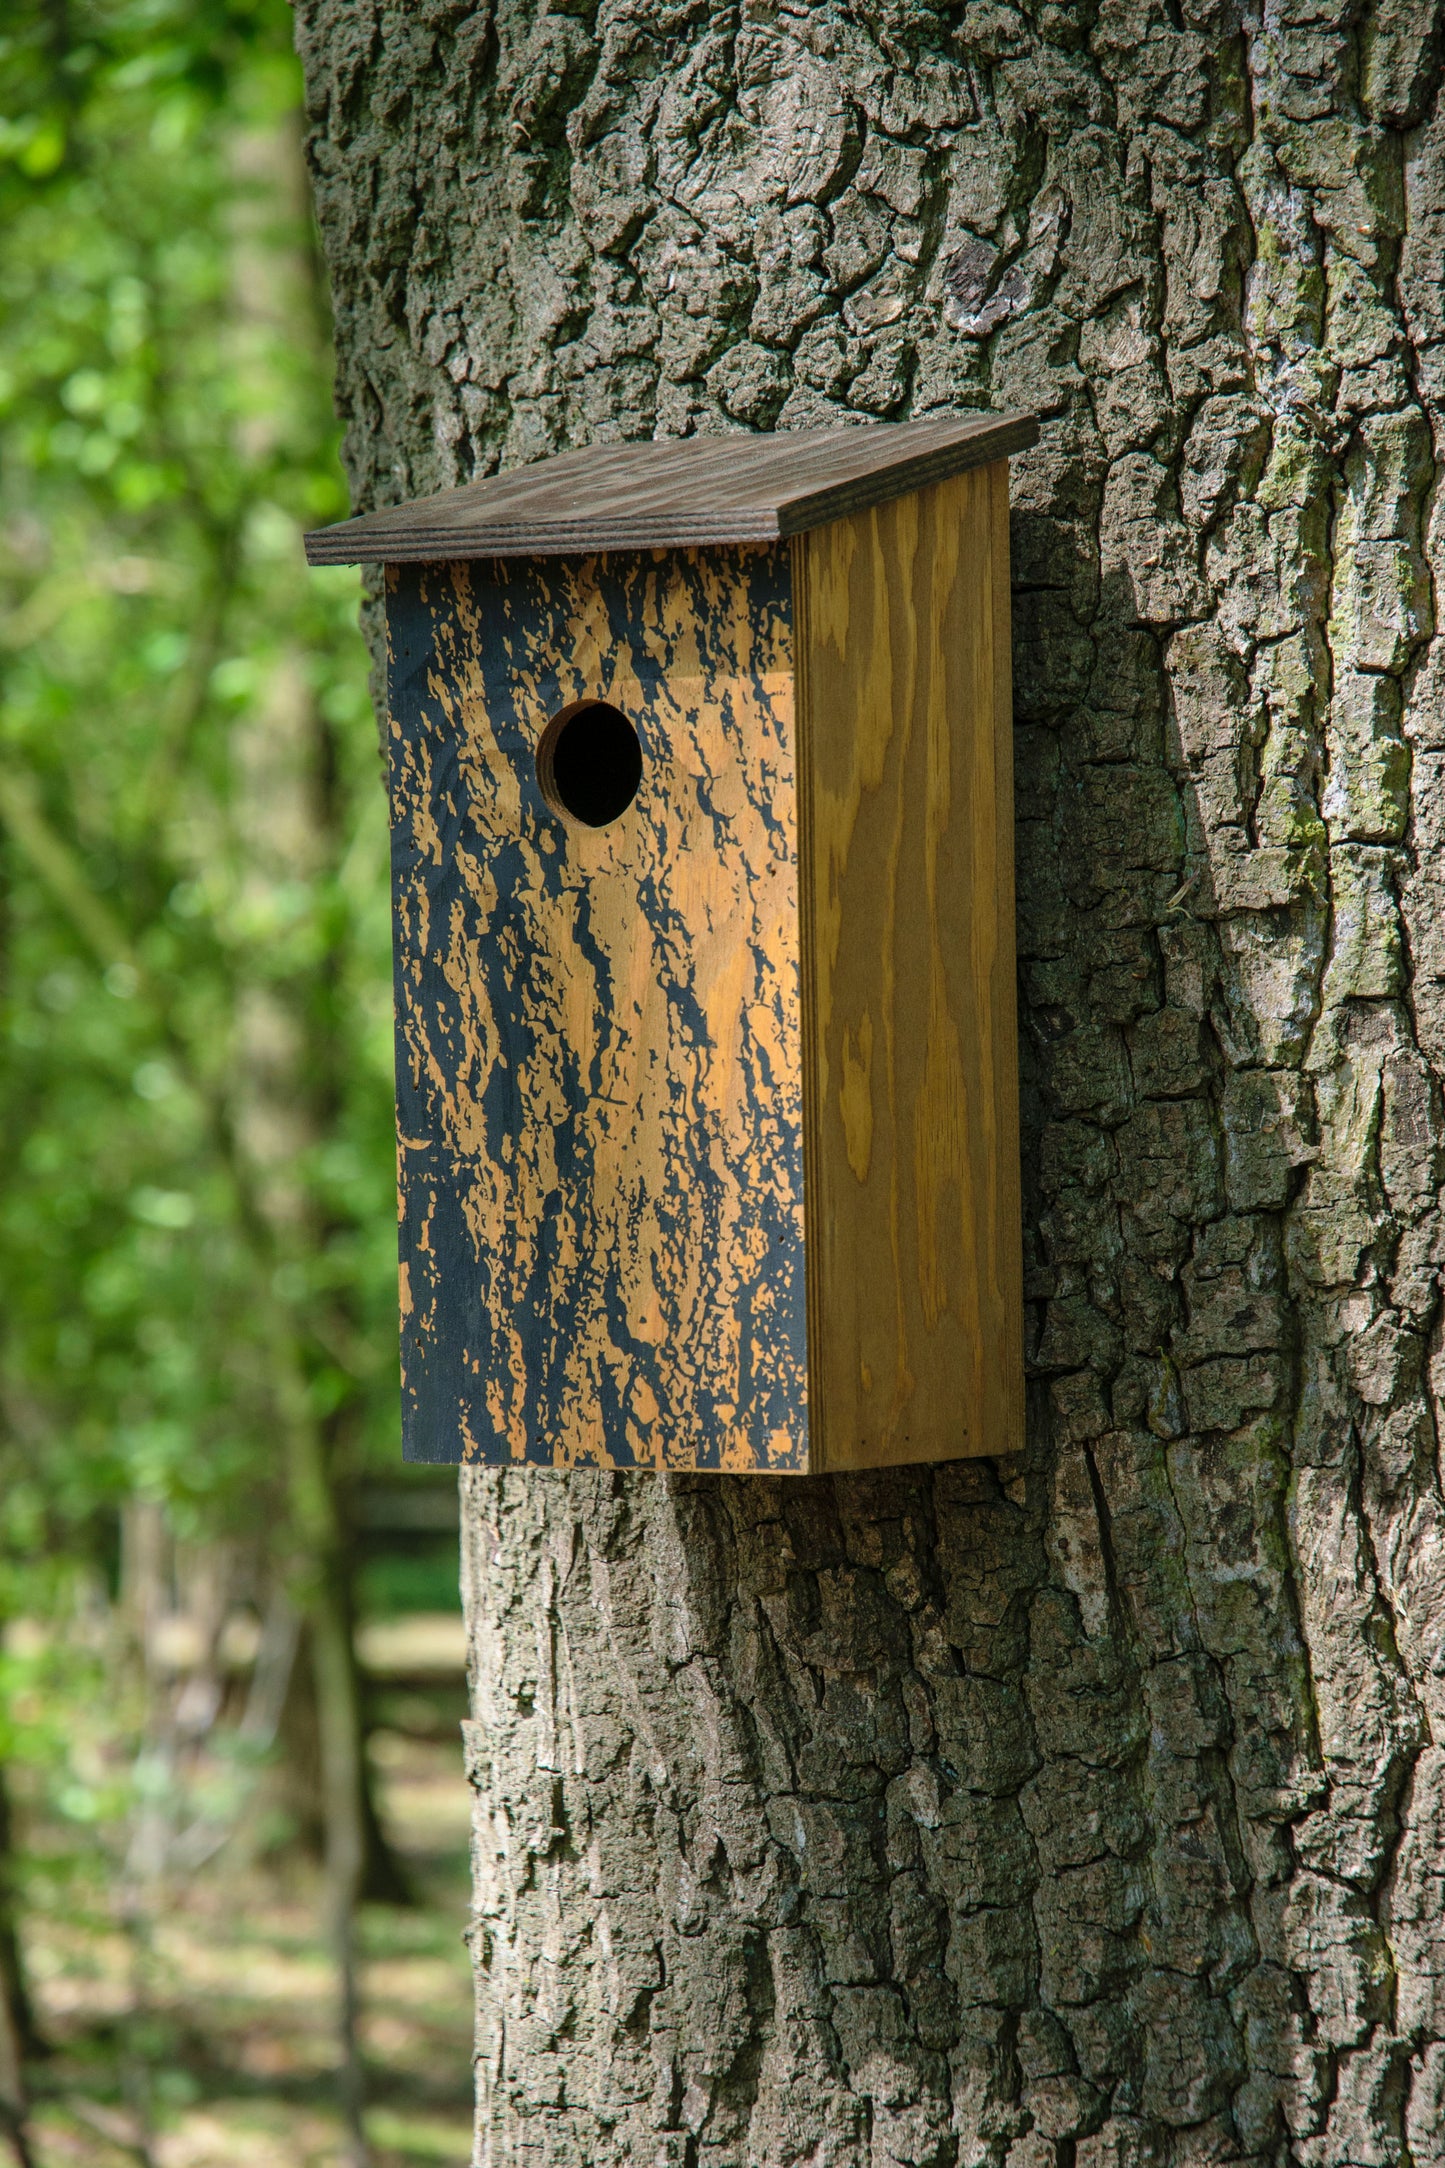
[
  {"x1": 229, "y1": 645, "x2": 374, "y2": 2168},
  {"x1": 229, "y1": 120, "x2": 394, "y2": 2165},
  {"x1": 0, "y1": 1772, "x2": 34, "y2": 2066},
  {"x1": 296, "y1": 4, "x2": 1445, "y2": 2163},
  {"x1": 0, "y1": 752, "x2": 40, "y2": 2168},
  {"x1": 0, "y1": 1768, "x2": 35, "y2": 2168}
]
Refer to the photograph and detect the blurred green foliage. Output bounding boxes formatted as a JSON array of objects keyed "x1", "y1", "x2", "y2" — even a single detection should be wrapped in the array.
[
  {"x1": 0, "y1": 0, "x2": 393, "y2": 1606},
  {"x1": 0, "y1": 14, "x2": 472, "y2": 2155},
  {"x1": 0, "y1": 8, "x2": 411, "y2": 1998}
]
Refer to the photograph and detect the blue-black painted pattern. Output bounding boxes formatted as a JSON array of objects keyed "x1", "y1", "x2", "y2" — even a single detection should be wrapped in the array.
[{"x1": 387, "y1": 546, "x2": 808, "y2": 1471}]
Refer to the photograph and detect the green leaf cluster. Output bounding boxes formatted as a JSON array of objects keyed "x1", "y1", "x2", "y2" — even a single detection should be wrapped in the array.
[{"x1": 0, "y1": 1, "x2": 393, "y2": 1589}]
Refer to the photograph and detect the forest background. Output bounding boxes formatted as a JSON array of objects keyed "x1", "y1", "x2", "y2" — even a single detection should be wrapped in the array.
[{"x1": 0, "y1": 3, "x2": 472, "y2": 2164}]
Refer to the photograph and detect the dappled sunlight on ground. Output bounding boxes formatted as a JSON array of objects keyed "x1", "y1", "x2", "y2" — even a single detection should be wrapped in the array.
[{"x1": 25, "y1": 1732, "x2": 474, "y2": 2167}]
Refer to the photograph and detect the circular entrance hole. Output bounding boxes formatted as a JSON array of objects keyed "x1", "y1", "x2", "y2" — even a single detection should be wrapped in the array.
[{"x1": 536, "y1": 699, "x2": 643, "y2": 829}]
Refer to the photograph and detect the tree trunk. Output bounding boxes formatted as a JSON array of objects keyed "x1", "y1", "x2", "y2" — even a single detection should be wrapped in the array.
[{"x1": 294, "y1": 5, "x2": 1445, "y2": 2163}]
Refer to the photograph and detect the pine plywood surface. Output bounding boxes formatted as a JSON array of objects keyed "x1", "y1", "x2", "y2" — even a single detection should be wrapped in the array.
[
  {"x1": 389, "y1": 546, "x2": 809, "y2": 1471},
  {"x1": 794, "y1": 462, "x2": 1023, "y2": 1469},
  {"x1": 307, "y1": 411, "x2": 1037, "y2": 563}
]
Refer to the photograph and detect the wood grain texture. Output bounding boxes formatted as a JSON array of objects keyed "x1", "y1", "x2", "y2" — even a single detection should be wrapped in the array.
[
  {"x1": 307, "y1": 411, "x2": 1037, "y2": 564},
  {"x1": 388, "y1": 545, "x2": 809, "y2": 1470},
  {"x1": 794, "y1": 460, "x2": 1023, "y2": 1470}
]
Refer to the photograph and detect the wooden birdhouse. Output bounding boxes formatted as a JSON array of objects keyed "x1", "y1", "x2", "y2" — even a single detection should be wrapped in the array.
[{"x1": 305, "y1": 411, "x2": 1036, "y2": 1474}]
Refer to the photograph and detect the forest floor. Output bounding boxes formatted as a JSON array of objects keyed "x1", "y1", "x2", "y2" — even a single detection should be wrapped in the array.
[{"x1": 21, "y1": 1690, "x2": 474, "y2": 2166}]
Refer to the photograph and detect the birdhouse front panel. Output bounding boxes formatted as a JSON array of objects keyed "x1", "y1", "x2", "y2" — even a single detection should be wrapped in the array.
[
  {"x1": 387, "y1": 545, "x2": 811, "y2": 1471},
  {"x1": 306, "y1": 410, "x2": 1037, "y2": 1474}
]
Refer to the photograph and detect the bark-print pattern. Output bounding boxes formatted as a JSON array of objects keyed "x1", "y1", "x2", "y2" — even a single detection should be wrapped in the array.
[
  {"x1": 389, "y1": 548, "x2": 806, "y2": 1470},
  {"x1": 295, "y1": 0, "x2": 1445, "y2": 2160}
]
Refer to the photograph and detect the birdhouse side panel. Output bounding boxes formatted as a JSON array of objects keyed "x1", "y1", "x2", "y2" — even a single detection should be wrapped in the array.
[
  {"x1": 387, "y1": 546, "x2": 809, "y2": 1471},
  {"x1": 794, "y1": 460, "x2": 1024, "y2": 1470}
]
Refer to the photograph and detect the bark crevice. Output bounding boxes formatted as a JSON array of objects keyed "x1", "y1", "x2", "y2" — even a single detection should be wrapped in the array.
[{"x1": 295, "y1": 0, "x2": 1445, "y2": 2157}]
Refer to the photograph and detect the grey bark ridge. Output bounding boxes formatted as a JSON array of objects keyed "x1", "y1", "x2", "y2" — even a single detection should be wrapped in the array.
[{"x1": 292, "y1": 0, "x2": 1445, "y2": 2162}]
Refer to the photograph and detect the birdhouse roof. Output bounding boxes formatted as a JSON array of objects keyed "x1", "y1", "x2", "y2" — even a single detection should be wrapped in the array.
[{"x1": 303, "y1": 410, "x2": 1037, "y2": 565}]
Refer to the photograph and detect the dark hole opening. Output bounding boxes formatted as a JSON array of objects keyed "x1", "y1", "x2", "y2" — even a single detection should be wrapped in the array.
[{"x1": 537, "y1": 700, "x2": 643, "y2": 829}]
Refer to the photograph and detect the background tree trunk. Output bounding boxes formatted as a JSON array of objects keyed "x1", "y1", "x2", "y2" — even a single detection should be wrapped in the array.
[{"x1": 294, "y1": 3, "x2": 1445, "y2": 2162}]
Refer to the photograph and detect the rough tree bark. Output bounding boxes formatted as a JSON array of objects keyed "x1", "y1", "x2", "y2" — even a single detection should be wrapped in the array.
[{"x1": 294, "y1": 3, "x2": 1445, "y2": 2163}]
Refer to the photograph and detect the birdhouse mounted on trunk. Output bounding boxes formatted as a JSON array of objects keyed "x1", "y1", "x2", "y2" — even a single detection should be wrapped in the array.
[{"x1": 305, "y1": 412, "x2": 1036, "y2": 1474}]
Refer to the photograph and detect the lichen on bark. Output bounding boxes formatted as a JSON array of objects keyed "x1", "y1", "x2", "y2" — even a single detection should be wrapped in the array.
[{"x1": 292, "y1": 0, "x2": 1445, "y2": 2159}]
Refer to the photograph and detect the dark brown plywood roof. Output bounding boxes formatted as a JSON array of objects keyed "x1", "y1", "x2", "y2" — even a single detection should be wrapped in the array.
[{"x1": 303, "y1": 410, "x2": 1038, "y2": 565}]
